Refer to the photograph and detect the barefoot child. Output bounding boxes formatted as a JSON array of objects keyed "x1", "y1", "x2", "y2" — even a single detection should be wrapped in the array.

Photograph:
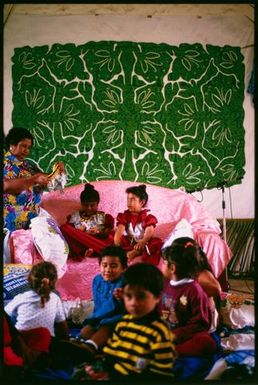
[
  {"x1": 114, "y1": 184, "x2": 162, "y2": 265},
  {"x1": 60, "y1": 183, "x2": 114, "y2": 260}
]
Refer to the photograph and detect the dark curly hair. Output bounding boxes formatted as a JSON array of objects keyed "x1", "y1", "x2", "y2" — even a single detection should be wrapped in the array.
[{"x1": 5, "y1": 127, "x2": 34, "y2": 149}]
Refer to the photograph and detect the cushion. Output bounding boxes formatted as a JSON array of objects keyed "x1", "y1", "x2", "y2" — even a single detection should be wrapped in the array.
[
  {"x1": 30, "y1": 208, "x2": 69, "y2": 278},
  {"x1": 10, "y1": 229, "x2": 42, "y2": 265},
  {"x1": 220, "y1": 292, "x2": 255, "y2": 329},
  {"x1": 161, "y1": 218, "x2": 193, "y2": 250}
]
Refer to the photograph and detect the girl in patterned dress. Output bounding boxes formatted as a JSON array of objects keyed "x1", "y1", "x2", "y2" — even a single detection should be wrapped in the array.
[
  {"x1": 114, "y1": 184, "x2": 163, "y2": 266},
  {"x1": 3, "y1": 127, "x2": 50, "y2": 232},
  {"x1": 60, "y1": 183, "x2": 114, "y2": 260}
]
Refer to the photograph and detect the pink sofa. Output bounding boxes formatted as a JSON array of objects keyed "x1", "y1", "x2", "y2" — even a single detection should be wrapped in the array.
[{"x1": 10, "y1": 180, "x2": 232, "y2": 301}]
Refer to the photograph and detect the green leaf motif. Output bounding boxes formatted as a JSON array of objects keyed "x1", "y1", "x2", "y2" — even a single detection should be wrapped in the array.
[{"x1": 12, "y1": 41, "x2": 245, "y2": 191}]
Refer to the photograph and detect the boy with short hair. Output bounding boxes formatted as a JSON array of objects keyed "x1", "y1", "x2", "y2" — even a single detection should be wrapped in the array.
[
  {"x1": 102, "y1": 263, "x2": 176, "y2": 379},
  {"x1": 64, "y1": 245, "x2": 127, "y2": 361}
]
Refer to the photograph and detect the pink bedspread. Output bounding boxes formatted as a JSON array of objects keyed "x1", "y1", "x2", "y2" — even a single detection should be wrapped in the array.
[{"x1": 10, "y1": 180, "x2": 232, "y2": 300}]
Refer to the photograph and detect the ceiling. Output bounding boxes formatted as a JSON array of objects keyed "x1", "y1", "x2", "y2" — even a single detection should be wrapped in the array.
[{"x1": 4, "y1": 4, "x2": 254, "y2": 24}]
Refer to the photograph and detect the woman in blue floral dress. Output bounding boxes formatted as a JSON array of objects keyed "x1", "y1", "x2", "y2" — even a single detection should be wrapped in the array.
[{"x1": 4, "y1": 127, "x2": 51, "y2": 232}]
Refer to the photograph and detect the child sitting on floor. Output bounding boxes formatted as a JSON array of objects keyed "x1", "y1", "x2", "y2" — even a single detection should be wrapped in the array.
[
  {"x1": 85, "y1": 263, "x2": 176, "y2": 380},
  {"x1": 161, "y1": 237, "x2": 218, "y2": 357},
  {"x1": 63, "y1": 245, "x2": 127, "y2": 363},
  {"x1": 4, "y1": 261, "x2": 69, "y2": 367},
  {"x1": 114, "y1": 184, "x2": 163, "y2": 265},
  {"x1": 60, "y1": 183, "x2": 114, "y2": 260}
]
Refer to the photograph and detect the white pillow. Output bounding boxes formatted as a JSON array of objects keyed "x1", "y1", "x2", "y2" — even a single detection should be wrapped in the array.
[
  {"x1": 161, "y1": 218, "x2": 193, "y2": 250},
  {"x1": 30, "y1": 208, "x2": 69, "y2": 278}
]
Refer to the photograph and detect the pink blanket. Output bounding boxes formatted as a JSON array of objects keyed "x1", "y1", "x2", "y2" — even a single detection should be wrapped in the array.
[{"x1": 10, "y1": 180, "x2": 232, "y2": 300}]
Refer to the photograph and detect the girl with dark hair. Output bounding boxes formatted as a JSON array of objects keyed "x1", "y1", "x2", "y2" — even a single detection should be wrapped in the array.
[
  {"x1": 114, "y1": 184, "x2": 163, "y2": 266},
  {"x1": 60, "y1": 183, "x2": 114, "y2": 260},
  {"x1": 4, "y1": 261, "x2": 69, "y2": 365},
  {"x1": 160, "y1": 237, "x2": 218, "y2": 357},
  {"x1": 3, "y1": 127, "x2": 64, "y2": 232}
]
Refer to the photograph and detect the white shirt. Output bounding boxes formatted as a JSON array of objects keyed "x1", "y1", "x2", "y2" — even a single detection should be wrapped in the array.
[{"x1": 5, "y1": 290, "x2": 66, "y2": 336}]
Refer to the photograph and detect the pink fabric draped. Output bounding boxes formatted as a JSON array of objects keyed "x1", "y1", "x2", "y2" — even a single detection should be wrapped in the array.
[{"x1": 10, "y1": 180, "x2": 232, "y2": 300}]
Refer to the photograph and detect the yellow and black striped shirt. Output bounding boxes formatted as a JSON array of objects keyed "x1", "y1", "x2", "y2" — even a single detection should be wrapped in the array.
[{"x1": 103, "y1": 310, "x2": 176, "y2": 377}]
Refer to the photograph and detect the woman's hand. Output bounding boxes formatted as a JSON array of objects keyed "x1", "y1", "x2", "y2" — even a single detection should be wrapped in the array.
[
  {"x1": 4, "y1": 173, "x2": 48, "y2": 195},
  {"x1": 33, "y1": 173, "x2": 49, "y2": 186}
]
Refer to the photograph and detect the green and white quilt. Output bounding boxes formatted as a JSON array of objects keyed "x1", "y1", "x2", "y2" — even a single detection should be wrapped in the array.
[{"x1": 12, "y1": 41, "x2": 245, "y2": 191}]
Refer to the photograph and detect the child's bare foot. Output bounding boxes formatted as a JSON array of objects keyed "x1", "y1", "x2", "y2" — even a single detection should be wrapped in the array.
[{"x1": 85, "y1": 248, "x2": 94, "y2": 258}]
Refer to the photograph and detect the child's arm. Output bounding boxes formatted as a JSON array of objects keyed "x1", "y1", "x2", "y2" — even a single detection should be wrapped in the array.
[
  {"x1": 134, "y1": 225, "x2": 155, "y2": 251},
  {"x1": 197, "y1": 269, "x2": 222, "y2": 298},
  {"x1": 114, "y1": 224, "x2": 125, "y2": 246}
]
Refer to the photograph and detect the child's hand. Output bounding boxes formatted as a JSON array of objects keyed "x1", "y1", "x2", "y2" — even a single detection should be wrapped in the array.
[
  {"x1": 113, "y1": 287, "x2": 123, "y2": 300},
  {"x1": 127, "y1": 250, "x2": 138, "y2": 261},
  {"x1": 87, "y1": 227, "x2": 100, "y2": 235},
  {"x1": 134, "y1": 240, "x2": 146, "y2": 251}
]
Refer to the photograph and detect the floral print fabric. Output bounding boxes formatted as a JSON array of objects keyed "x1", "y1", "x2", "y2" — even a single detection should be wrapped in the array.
[{"x1": 3, "y1": 151, "x2": 41, "y2": 232}]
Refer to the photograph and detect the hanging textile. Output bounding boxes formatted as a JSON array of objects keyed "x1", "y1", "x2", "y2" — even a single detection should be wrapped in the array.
[{"x1": 12, "y1": 41, "x2": 245, "y2": 191}]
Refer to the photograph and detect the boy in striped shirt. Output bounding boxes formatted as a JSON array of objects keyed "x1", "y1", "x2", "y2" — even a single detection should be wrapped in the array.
[{"x1": 102, "y1": 262, "x2": 176, "y2": 379}]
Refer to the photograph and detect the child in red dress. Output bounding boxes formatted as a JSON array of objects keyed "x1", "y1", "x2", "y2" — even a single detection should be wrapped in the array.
[
  {"x1": 160, "y1": 238, "x2": 218, "y2": 357},
  {"x1": 60, "y1": 184, "x2": 114, "y2": 260},
  {"x1": 114, "y1": 184, "x2": 162, "y2": 266}
]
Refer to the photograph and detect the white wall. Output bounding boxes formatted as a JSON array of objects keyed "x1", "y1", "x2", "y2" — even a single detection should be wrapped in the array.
[{"x1": 4, "y1": 4, "x2": 254, "y2": 219}]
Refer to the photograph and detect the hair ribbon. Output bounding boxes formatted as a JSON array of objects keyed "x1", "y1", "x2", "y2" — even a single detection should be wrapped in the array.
[{"x1": 184, "y1": 241, "x2": 194, "y2": 248}]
